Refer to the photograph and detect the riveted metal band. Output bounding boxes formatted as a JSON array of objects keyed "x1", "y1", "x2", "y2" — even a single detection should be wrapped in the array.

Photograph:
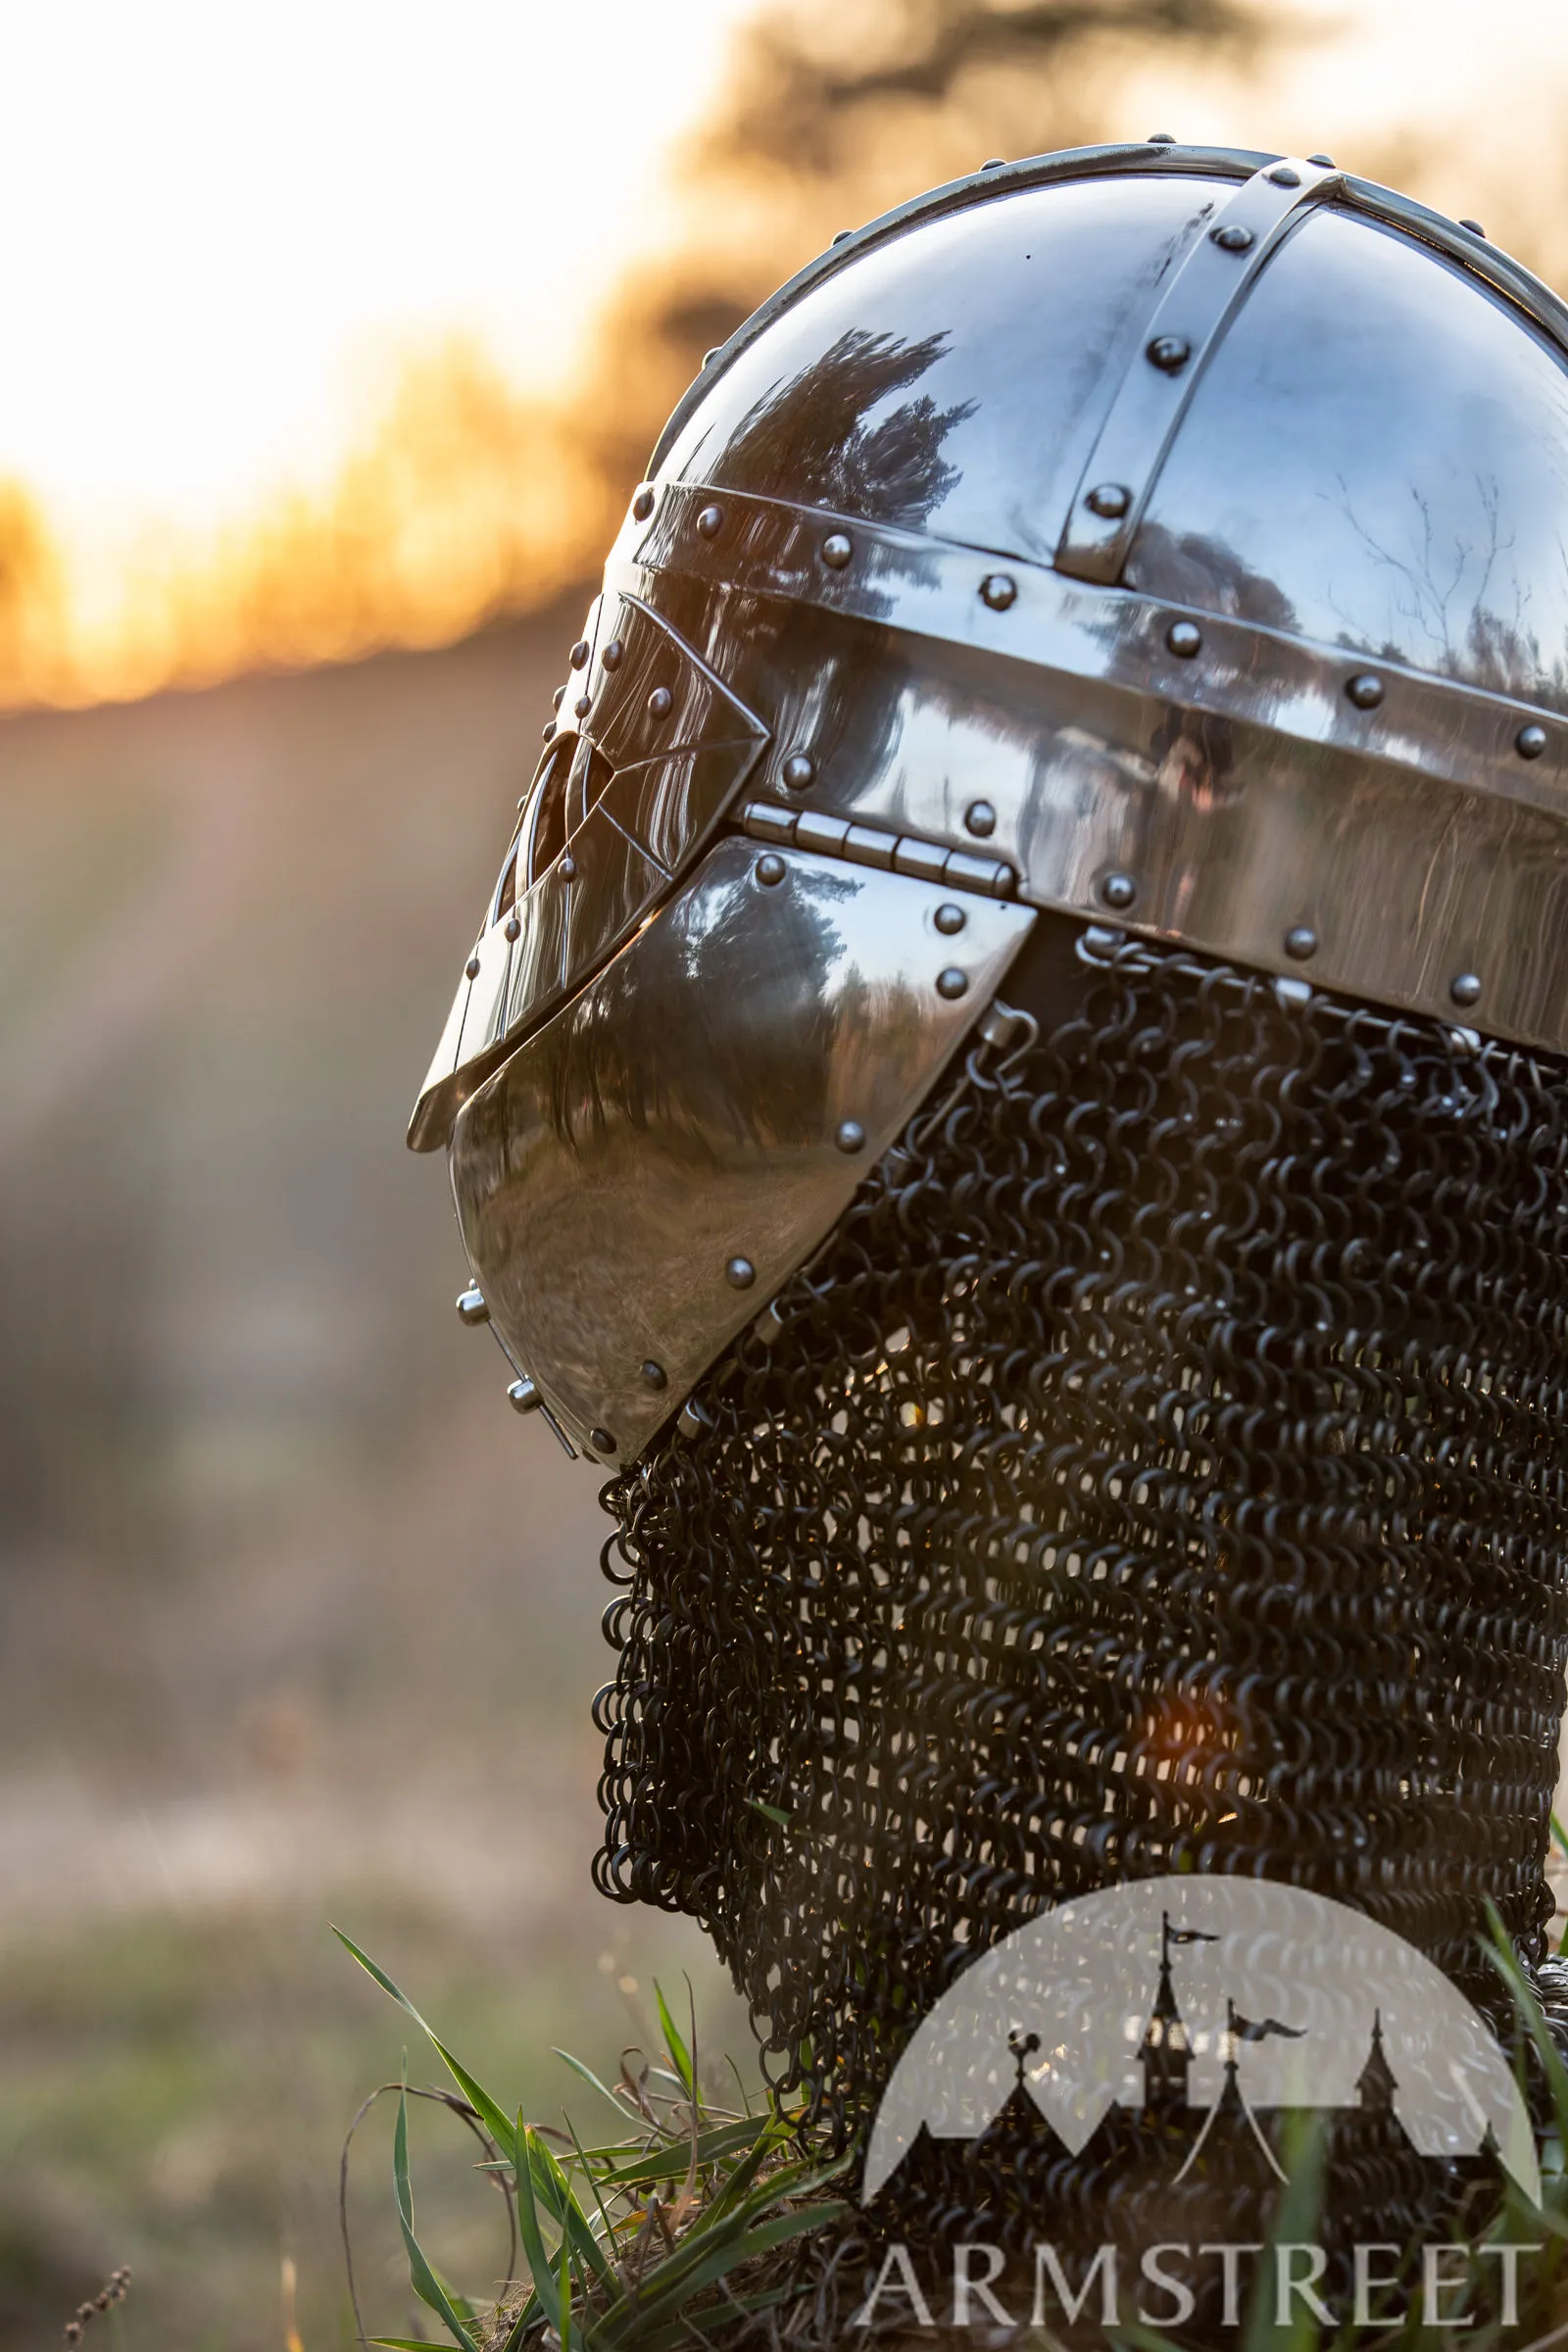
[
  {"x1": 1054, "y1": 157, "x2": 1341, "y2": 583},
  {"x1": 612, "y1": 482, "x2": 1568, "y2": 1061}
]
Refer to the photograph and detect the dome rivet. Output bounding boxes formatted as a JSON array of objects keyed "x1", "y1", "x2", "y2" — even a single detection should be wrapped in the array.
[
  {"x1": 1212, "y1": 223, "x2": 1254, "y2": 253},
  {"x1": 820, "y1": 531, "x2": 854, "y2": 569},
  {"x1": 965, "y1": 799, "x2": 997, "y2": 838},
  {"x1": 1087, "y1": 482, "x2": 1131, "y2": 518},
  {"x1": 465, "y1": 954, "x2": 481, "y2": 979},
  {"x1": 590, "y1": 1427, "x2": 616, "y2": 1455},
  {"x1": 1100, "y1": 871, "x2": 1138, "y2": 911},
  {"x1": 559, "y1": 855, "x2": 576, "y2": 881},
  {"x1": 631, "y1": 487, "x2": 655, "y2": 521},
  {"x1": 602, "y1": 637, "x2": 623, "y2": 671},
  {"x1": 756, "y1": 853, "x2": 786, "y2": 887},
  {"x1": 726, "y1": 1255, "x2": 757, "y2": 1290},
  {"x1": 640, "y1": 1360, "x2": 667, "y2": 1392},
  {"x1": 569, "y1": 639, "x2": 590, "y2": 669},
  {"x1": 1166, "y1": 619, "x2": 1202, "y2": 658},
  {"x1": 782, "y1": 751, "x2": 815, "y2": 791},
  {"x1": 1450, "y1": 971, "x2": 1483, "y2": 1008},
  {"x1": 1148, "y1": 132, "x2": 1176, "y2": 144},
  {"x1": 697, "y1": 503, "x2": 725, "y2": 539},
  {"x1": 1148, "y1": 335, "x2": 1191, "y2": 372},
  {"x1": 1517, "y1": 722, "x2": 1547, "y2": 760},
  {"x1": 1307, "y1": 153, "x2": 1336, "y2": 168},
  {"x1": 542, "y1": 720, "x2": 557, "y2": 741},
  {"x1": 573, "y1": 695, "x2": 591, "y2": 719},
  {"x1": 702, "y1": 346, "x2": 720, "y2": 367},
  {"x1": 835, "y1": 1119, "x2": 866, "y2": 1153},
  {"x1": 504, "y1": 914, "x2": 520, "y2": 941},
  {"x1": 980, "y1": 572, "x2": 1016, "y2": 611},
  {"x1": 936, "y1": 967, "x2": 969, "y2": 1000},
  {"x1": 1460, "y1": 219, "x2": 1487, "y2": 237},
  {"x1": 1284, "y1": 925, "x2": 1318, "y2": 961},
  {"x1": 981, "y1": 157, "x2": 1006, "y2": 171},
  {"x1": 647, "y1": 686, "x2": 672, "y2": 718},
  {"x1": 552, "y1": 685, "x2": 565, "y2": 710},
  {"x1": 1269, "y1": 164, "x2": 1301, "y2": 187},
  {"x1": 934, "y1": 903, "x2": 966, "y2": 936},
  {"x1": 1346, "y1": 672, "x2": 1385, "y2": 710}
]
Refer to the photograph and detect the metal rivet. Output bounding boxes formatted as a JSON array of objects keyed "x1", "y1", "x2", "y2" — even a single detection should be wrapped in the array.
[
  {"x1": 936, "y1": 967, "x2": 969, "y2": 1000},
  {"x1": 1346, "y1": 672, "x2": 1385, "y2": 710},
  {"x1": 552, "y1": 685, "x2": 565, "y2": 710},
  {"x1": 1450, "y1": 971, "x2": 1483, "y2": 1007},
  {"x1": 831, "y1": 229, "x2": 854, "y2": 245},
  {"x1": 1147, "y1": 335, "x2": 1191, "y2": 372},
  {"x1": 1284, "y1": 925, "x2": 1318, "y2": 961},
  {"x1": 507, "y1": 1376, "x2": 541, "y2": 1414},
  {"x1": 505, "y1": 913, "x2": 520, "y2": 940},
  {"x1": 640, "y1": 1360, "x2": 667, "y2": 1392},
  {"x1": 559, "y1": 855, "x2": 576, "y2": 881},
  {"x1": 1460, "y1": 219, "x2": 1487, "y2": 237},
  {"x1": 781, "y1": 751, "x2": 815, "y2": 791},
  {"x1": 965, "y1": 800, "x2": 997, "y2": 838},
  {"x1": 697, "y1": 502, "x2": 725, "y2": 539},
  {"x1": 835, "y1": 1119, "x2": 866, "y2": 1152},
  {"x1": 1166, "y1": 619, "x2": 1202, "y2": 658},
  {"x1": 1211, "y1": 222, "x2": 1254, "y2": 253},
  {"x1": 1307, "y1": 153, "x2": 1336, "y2": 168},
  {"x1": 574, "y1": 695, "x2": 591, "y2": 718},
  {"x1": 1100, "y1": 871, "x2": 1138, "y2": 910},
  {"x1": 1268, "y1": 164, "x2": 1301, "y2": 187},
  {"x1": 590, "y1": 1427, "x2": 616, "y2": 1455},
  {"x1": 702, "y1": 347, "x2": 720, "y2": 367},
  {"x1": 934, "y1": 903, "x2": 967, "y2": 936},
  {"x1": 726, "y1": 1255, "x2": 757, "y2": 1289},
  {"x1": 1517, "y1": 723, "x2": 1547, "y2": 760},
  {"x1": 542, "y1": 720, "x2": 556, "y2": 741},
  {"x1": 981, "y1": 157, "x2": 1006, "y2": 170},
  {"x1": 1086, "y1": 482, "x2": 1131, "y2": 518},
  {"x1": 1148, "y1": 132, "x2": 1176, "y2": 144},
  {"x1": 820, "y1": 531, "x2": 854, "y2": 569},
  {"x1": 465, "y1": 954, "x2": 481, "y2": 979},
  {"x1": 456, "y1": 1283, "x2": 489, "y2": 1326},
  {"x1": 631, "y1": 488, "x2": 655, "y2": 521},
  {"x1": 648, "y1": 686, "x2": 672, "y2": 718},
  {"x1": 602, "y1": 638, "x2": 623, "y2": 671},
  {"x1": 756, "y1": 853, "x2": 786, "y2": 887},
  {"x1": 569, "y1": 639, "x2": 590, "y2": 669},
  {"x1": 980, "y1": 572, "x2": 1016, "y2": 611}
]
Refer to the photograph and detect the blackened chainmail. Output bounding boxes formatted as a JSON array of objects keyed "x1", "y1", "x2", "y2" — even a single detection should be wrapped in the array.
[{"x1": 593, "y1": 919, "x2": 1568, "y2": 2256}]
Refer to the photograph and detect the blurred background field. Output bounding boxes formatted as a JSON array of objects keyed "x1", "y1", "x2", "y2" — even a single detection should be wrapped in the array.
[{"x1": 5, "y1": 0, "x2": 1568, "y2": 2344}]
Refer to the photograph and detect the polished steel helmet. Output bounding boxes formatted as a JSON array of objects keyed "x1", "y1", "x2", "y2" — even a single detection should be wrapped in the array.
[{"x1": 412, "y1": 139, "x2": 1568, "y2": 1468}]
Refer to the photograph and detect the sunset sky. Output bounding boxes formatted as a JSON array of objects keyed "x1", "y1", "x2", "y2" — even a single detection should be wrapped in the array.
[{"x1": 2, "y1": 0, "x2": 1565, "y2": 695}]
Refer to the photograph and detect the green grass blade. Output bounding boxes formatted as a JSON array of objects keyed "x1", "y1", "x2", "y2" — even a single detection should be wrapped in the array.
[
  {"x1": 392, "y1": 2072, "x2": 479, "y2": 2351},
  {"x1": 530, "y1": 2128, "x2": 614, "y2": 2286},
  {"x1": 593, "y1": 2116, "x2": 773, "y2": 2188},
  {"x1": 554, "y1": 2047, "x2": 639, "y2": 2124},
  {"x1": 653, "y1": 1981, "x2": 696, "y2": 2102},
  {"x1": 595, "y1": 2200, "x2": 849, "y2": 2350},
  {"x1": 513, "y1": 2117, "x2": 564, "y2": 2338},
  {"x1": 334, "y1": 1927, "x2": 517, "y2": 2160}
]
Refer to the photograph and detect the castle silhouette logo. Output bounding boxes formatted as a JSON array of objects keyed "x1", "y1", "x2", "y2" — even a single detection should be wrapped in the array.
[{"x1": 862, "y1": 1875, "x2": 1541, "y2": 2210}]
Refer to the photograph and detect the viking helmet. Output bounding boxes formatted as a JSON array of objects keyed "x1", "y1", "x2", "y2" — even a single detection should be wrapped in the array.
[{"x1": 413, "y1": 145, "x2": 1568, "y2": 2171}]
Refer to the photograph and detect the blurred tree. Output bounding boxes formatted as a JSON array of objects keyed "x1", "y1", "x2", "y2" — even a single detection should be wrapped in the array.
[
  {"x1": 581, "y1": 0, "x2": 1285, "y2": 492},
  {"x1": 0, "y1": 479, "x2": 67, "y2": 701}
]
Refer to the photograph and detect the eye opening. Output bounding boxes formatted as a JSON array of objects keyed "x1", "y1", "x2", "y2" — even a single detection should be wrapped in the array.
[{"x1": 522, "y1": 734, "x2": 572, "y2": 886}]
